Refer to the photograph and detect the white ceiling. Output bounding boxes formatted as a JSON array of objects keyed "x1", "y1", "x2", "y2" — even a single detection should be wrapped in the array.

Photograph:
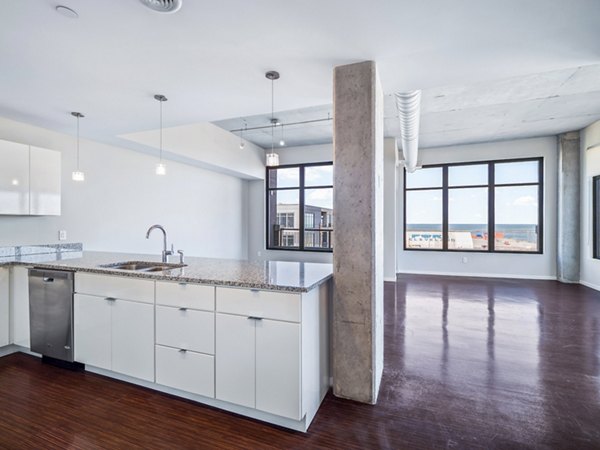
[
  {"x1": 216, "y1": 64, "x2": 600, "y2": 149},
  {"x1": 0, "y1": 0, "x2": 599, "y2": 151}
]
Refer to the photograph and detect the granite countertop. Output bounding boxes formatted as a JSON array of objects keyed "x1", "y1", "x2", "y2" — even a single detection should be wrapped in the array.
[{"x1": 0, "y1": 251, "x2": 333, "y2": 293}]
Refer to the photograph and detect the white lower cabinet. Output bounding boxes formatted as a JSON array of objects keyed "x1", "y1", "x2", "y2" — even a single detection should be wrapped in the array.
[
  {"x1": 0, "y1": 268, "x2": 9, "y2": 347},
  {"x1": 70, "y1": 275, "x2": 329, "y2": 431},
  {"x1": 216, "y1": 312, "x2": 301, "y2": 420},
  {"x1": 112, "y1": 299, "x2": 154, "y2": 381},
  {"x1": 215, "y1": 313, "x2": 256, "y2": 409},
  {"x1": 156, "y1": 345, "x2": 214, "y2": 397},
  {"x1": 10, "y1": 266, "x2": 30, "y2": 348},
  {"x1": 256, "y1": 319, "x2": 301, "y2": 420},
  {"x1": 74, "y1": 288, "x2": 154, "y2": 382},
  {"x1": 74, "y1": 294, "x2": 111, "y2": 370}
]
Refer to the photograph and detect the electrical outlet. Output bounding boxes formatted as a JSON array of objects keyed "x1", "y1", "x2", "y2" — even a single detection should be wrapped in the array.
[
  {"x1": 462, "y1": 256, "x2": 468, "y2": 264},
  {"x1": 58, "y1": 230, "x2": 67, "y2": 241}
]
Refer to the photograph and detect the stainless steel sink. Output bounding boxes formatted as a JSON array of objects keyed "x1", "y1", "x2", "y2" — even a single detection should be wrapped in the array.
[{"x1": 100, "y1": 261, "x2": 187, "y2": 272}]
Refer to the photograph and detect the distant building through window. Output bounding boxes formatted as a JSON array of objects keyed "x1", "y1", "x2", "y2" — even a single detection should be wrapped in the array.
[
  {"x1": 267, "y1": 162, "x2": 333, "y2": 252},
  {"x1": 404, "y1": 157, "x2": 543, "y2": 253},
  {"x1": 276, "y1": 212, "x2": 294, "y2": 228}
]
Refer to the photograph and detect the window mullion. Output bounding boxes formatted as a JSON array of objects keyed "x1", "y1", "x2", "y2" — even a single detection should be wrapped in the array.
[
  {"x1": 538, "y1": 159, "x2": 544, "y2": 253},
  {"x1": 442, "y1": 166, "x2": 449, "y2": 250},
  {"x1": 299, "y1": 166, "x2": 305, "y2": 250},
  {"x1": 489, "y1": 163, "x2": 495, "y2": 252}
]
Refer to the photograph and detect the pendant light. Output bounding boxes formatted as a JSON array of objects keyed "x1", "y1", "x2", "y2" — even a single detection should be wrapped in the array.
[
  {"x1": 239, "y1": 120, "x2": 247, "y2": 149},
  {"x1": 265, "y1": 70, "x2": 280, "y2": 167},
  {"x1": 71, "y1": 112, "x2": 85, "y2": 181},
  {"x1": 154, "y1": 94, "x2": 168, "y2": 175},
  {"x1": 279, "y1": 124, "x2": 285, "y2": 147}
]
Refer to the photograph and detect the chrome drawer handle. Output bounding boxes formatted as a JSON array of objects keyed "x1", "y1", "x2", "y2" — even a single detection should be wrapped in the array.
[
  {"x1": 105, "y1": 297, "x2": 117, "y2": 302},
  {"x1": 178, "y1": 282, "x2": 187, "y2": 286},
  {"x1": 43, "y1": 277, "x2": 54, "y2": 283},
  {"x1": 247, "y1": 316, "x2": 263, "y2": 321},
  {"x1": 179, "y1": 349, "x2": 187, "y2": 353},
  {"x1": 250, "y1": 289, "x2": 260, "y2": 293},
  {"x1": 179, "y1": 307, "x2": 188, "y2": 312}
]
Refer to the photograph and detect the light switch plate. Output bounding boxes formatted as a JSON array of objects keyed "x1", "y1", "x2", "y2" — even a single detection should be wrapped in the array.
[{"x1": 58, "y1": 230, "x2": 67, "y2": 241}]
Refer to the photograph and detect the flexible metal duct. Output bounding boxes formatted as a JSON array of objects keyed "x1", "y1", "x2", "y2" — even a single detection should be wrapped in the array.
[{"x1": 394, "y1": 91, "x2": 421, "y2": 173}]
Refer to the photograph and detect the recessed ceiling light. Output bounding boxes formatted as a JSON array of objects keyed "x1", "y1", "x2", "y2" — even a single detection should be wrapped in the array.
[
  {"x1": 55, "y1": 5, "x2": 79, "y2": 19},
  {"x1": 139, "y1": 0, "x2": 182, "y2": 14}
]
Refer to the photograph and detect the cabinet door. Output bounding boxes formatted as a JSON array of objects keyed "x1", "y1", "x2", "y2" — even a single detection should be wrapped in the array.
[
  {"x1": 0, "y1": 139, "x2": 29, "y2": 215},
  {"x1": 74, "y1": 294, "x2": 111, "y2": 370},
  {"x1": 215, "y1": 313, "x2": 255, "y2": 408},
  {"x1": 112, "y1": 299, "x2": 154, "y2": 381},
  {"x1": 256, "y1": 320, "x2": 301, "y2": 419},
  {"x1": 29, "y1": 146, "x2": 61, "y2": 216},
  {"x1": 10, "y1": 266, "x2": 30, "y2": 348},
  {"x1": 0, "y1": 268, "x2": 9, "y2": 347}
]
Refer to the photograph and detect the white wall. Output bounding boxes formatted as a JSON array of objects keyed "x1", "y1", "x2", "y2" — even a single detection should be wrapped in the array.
[
  {"x1": 0, "y1": 117, "x2": 247, "y2": 260},
  {"x1": 580, "y1": 120, "x2": 600, "y2": 291},
  {"x1": 248, "y1": 144, "x2": 333, "y2": 263},
  {"x1": 397, "y1": 137, "x2": 558, "y2": 279}
]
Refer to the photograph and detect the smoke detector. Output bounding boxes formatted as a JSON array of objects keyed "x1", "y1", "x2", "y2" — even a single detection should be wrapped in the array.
[{"x1": 139, "y1": 0, "x2": 182, "y2": 13}]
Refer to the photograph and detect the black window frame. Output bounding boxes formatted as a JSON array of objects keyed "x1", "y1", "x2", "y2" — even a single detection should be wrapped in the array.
[
  {"x1": 593, "y1": 175, "x2": 600, "y2": 260},
  {"x1": 266, "y1": 161, "x2": 333, "y2": 253},
  {"x1": 403, "y1": 157, "x2": 544, "y2": 254}
]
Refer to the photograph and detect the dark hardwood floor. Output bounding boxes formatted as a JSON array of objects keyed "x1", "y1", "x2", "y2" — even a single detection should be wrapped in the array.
[{"x1": 2, "y1": 275, "x2": 600, "y2": 449}]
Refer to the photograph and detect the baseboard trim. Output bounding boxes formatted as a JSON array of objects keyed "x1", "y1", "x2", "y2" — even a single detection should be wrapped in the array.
[
  {"x1": 580, "y1": 280, "x2": 600, "y2": 292},
  {"x1": 85, "y1": 365, "x2": 312, "y2": 432},
  {"x1": 396, "y1": 270, "x2": 557, "y2": 281},
  {"x1": 0, "y1": 345, "x2": 39, "y2": 358}
]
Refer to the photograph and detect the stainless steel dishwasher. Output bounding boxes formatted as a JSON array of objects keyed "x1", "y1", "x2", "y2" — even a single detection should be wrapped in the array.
[{"x1": 29, "y1": 268, "x2": 76, "y2": 364}]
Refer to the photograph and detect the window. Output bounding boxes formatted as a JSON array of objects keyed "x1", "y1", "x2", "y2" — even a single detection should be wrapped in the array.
[
  {"x1": 404, "y1": 157, "x2": 543, "y2": 253},
  {"x1": 594, "y1": 176, "x2": 600, "y2": 260},
  {"x1": 276, "y1": 212, "x2": 294, "y2": 227},
  {"x1": 267, "y1": 162, "x2": 333, "y2": 251}
]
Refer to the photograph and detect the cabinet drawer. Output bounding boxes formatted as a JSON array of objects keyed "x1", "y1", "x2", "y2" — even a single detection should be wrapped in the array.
[
  {"x1": 216, "y1": 287, "x2": 300, "y2": 322},
  {"x1": 156, "y1": 345, "x2": 215, "y2": 398},
  {"x1": 156, "y1": 281, "x2": 214, "y2": 311},
  {"x1": 156, "y1": 306, "x2": 214, "y2": 355},
  {"x1": 75, "y1": 273, "x2": 154, "y2": 304}
]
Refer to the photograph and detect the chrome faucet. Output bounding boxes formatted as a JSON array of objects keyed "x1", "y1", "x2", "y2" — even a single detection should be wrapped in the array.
[{"x1": 145, "y1": 224, "x2": 173, "y2": 263}]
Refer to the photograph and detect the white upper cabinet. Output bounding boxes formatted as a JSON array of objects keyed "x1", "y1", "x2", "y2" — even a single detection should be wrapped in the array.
[
  {"x1": 0, "y1": 139, "x2": 61, "y2": 216},
  {"x1": 30, "y1": 146, "x2": 61, "y2": 216},
  {"x1": 0, "y1": 139, "x2": 30, "y2": 215}
]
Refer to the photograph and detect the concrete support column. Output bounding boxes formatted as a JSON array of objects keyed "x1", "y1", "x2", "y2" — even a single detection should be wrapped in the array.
[
  {"x1": 332, "y1": 61, "x2": 384, "y2": 404},
  {"x1": 384, "y1": 138, "x2": 398, "y2": 282},
  {"x1": 557, "y1": 131, "x2": 581, "y2": 283}
]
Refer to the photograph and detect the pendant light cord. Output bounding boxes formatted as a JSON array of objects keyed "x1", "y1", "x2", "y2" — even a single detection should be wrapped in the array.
[
  {"x1": 271, "y1": 78, "x2": 275, "y2": 152},
  {"x1": 159, "y1": 99, "x2": 163, "y2": 163},
  {"x1": 76, "y1": 115, "x2": 80, "y2": 170}
]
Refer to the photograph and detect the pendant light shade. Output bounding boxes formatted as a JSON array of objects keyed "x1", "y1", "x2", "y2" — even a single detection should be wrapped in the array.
[
  {"x1": 154, "y1": 94, "x2": 168, "y2": 175},
  {"x1": 265, "y1": 70, "x2": 280, "y2": 167},
  {"x1": 71, "y1": 112, "x2": 85, "y2": 181},
  {"x1": 265, "y1": 152, "x2": 280, "y2": 167}
]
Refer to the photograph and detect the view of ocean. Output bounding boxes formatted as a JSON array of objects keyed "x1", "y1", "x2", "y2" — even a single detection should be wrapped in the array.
[{"x1": 406, "y1": 224, "x2": 538, "y2": 242}]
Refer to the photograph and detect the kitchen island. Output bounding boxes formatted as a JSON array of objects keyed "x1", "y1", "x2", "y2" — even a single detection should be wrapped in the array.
[{"x1": 0, "y1": 251, "x2": 333, "y2": 432}]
